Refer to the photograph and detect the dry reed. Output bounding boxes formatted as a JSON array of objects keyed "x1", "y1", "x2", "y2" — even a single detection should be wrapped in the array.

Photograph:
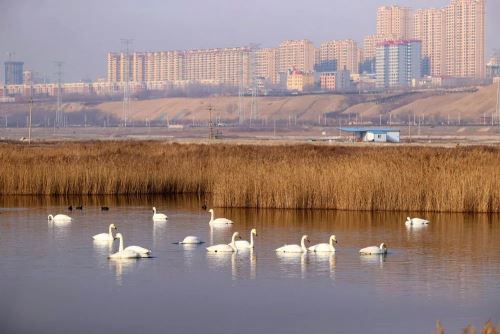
[{"x1": 0, "y1": 141, "x2": 499, "y2": 212}]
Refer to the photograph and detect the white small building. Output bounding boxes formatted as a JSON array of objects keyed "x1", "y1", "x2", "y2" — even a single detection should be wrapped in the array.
[{"x1": 339, "y1": 127, "x2": 400, "y2": 143}]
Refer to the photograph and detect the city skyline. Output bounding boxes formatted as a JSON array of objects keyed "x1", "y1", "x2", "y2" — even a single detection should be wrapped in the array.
[{"x1": 0, "y1": 0, "x2": 498, "y2": 82}]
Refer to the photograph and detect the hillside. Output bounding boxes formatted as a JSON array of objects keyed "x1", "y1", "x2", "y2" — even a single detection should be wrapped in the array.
[{"x1": 0, "y1": 84, "x2": 497, "y2": 125}]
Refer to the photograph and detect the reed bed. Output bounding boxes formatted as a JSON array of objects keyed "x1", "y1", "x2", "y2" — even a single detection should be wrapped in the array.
[{"x1": 0, "y1": 141, "x2": 499, "y2": 212}]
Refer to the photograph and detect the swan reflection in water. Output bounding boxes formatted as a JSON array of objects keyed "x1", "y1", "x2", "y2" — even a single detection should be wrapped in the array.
[
  {"x1": 48, "y1": 219, "x2": 71, "y2": 240},
  {"x1": 205, "y1": 250, "x2": 257, "y2": 280},
  {"x1": 93, "y1": 239, "x2": 114, "y2": 260},
  {"x1": 359, "y1": 253, "x2": 387, "y2": 268},
  {"x1": 209, "y1": 225, "x2": 232, "y2": 246},
  {"x1": 109, "y1": 258, "x2": 139, "y2": 285},
  {"x1": 309, "y1": 252, "x2": 337, "y2": 280},
  {"x1": 276, "y1": 252, "x2": 308, "y2": 279}
]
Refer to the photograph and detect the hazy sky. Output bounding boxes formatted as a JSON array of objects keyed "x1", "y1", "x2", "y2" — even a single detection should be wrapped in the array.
[{"x1": 0, "y1": 0, "x2": 498, "y2": 82}]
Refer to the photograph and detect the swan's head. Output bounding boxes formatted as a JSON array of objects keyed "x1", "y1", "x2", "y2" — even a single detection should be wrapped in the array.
[
  {"x1": 251, "y1": 228, "x2": 257, "y2": 236},
  {"x1": 115, "y1": 233, "x2": 123, "y2": 239},
  {"x1": 48, "y1": 215, "x2": 53, "y2": 220},
  {"x1": 302, "y1": 235, "x2": 310, "y2": 243},
  {"x1": 330, "y1": 235, "x2": 338, "y2": 243},
  {"x1": 380, "y1": 243, "x2": 387, "y2": 250},
  {"x1": 152, "y1": 207, "x2": 157, "y2": 212},
  {"x1": 110, "y1": 224, "x2": 117, "y2": 230},
  {"x1": 406, "y1": 217, "x2": 411, "y2": 221},
  {"x1": 208, "y1": 209, "x2": 214, "y2": 214},
  {"x1": 232, "y1": 232, "x2": 241, "y2": 240}
]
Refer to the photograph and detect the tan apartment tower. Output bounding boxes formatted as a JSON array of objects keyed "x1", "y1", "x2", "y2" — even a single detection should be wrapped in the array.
[
  {"x1": 278, "y1": 39, "x2": 316, "y2": 74},
  {"x1": 377, "y1": 5, "x2": 413, "y2": 39},
  {"x1": 319, "y1": 40, "x2": 360, "y2": 74},
  {"x1": 444, "y1": 0, "x2": 485, "y2": 78},
  {"x1": 414, "y1": 8, "x2": 445, "y2": 76},
  {"x1": 255, "y1": 48, "x2": 279, "y2": 84}
]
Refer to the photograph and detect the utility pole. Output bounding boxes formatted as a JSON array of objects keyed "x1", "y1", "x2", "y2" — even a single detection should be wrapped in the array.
[
  {"x1": 496, "y1": 80, "x2": 500, "y2": 126},
  {"x1": 121, "y1": 38, "x2": 133, "y2": 128},
  {"x1": 408, "y1": 113, "x2": 411, "y2": 143},
  {"x1": 28, "y1": 97, "x2": 33, "y2": 144},
  {"x1": 208, "y1": 104, "x2": 215, "y2": 140},
  {"x1": 249, "y1": 44, "x2": 259, "y2": 127},
  {"x1": 54, "y1": 61, "x2": 64, "y2": 128}
]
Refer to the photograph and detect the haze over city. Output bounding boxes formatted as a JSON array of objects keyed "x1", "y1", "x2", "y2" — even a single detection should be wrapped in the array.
[{"x1": 0, "y1": 0, "x2": 498, "y2": 81}]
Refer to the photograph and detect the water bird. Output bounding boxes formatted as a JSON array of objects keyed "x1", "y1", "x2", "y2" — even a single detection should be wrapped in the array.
[
  {"x1": 101, "y1": 206, "x2": 110, "y2": 211},
  {"x1": 276, "y1": 235, "x2": 310, "y2": 253},
  {"x1": 175, "y1": 236, "x2": 204, "y2": 244},
  {"x1": 235, "y1": 228, "x2": 257, "y2": 250},
  {"x1": 110, "y1": 233, "x2": 151, "y2": 258},
  {"x1": 308, "y1": 235, "x2": 337, "y2": 252},
  {"x1": 48, "y1": 214, "x2": 72, "y2": 222},
  {"x1": 206, "y1": 232, "x2": 240, "y2": 253},
  {"x1": 359, "y1": 243, "x2": 388, "y2": 255},
  {"x1": 208, "y1": 208, "x2": 234, "y2": 226},
  {"x1": 76, "y1": 205, "x2": 83, "y2": 210},
  {"x1": 405, "y1": 217, "x2": 430, "y2": 226},
  {"x1": 152, "y1": 207, "x2": 168, "y2": 221},
  {"x1": 68, "y1": 205, "x2": 73, "y2": 211},
  {"x1": 93, "y1": 224, "x2": 117, "y2": 241}
]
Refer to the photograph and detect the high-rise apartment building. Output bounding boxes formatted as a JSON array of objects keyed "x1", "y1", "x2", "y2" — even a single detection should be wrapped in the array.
[
  {"x1": 376, "y1": 40, "x2": 422, "y2": 89},
  {"x1": 255, "y1": 48, "x2": 278, "y2": 84},
  {"x1": 443, "y1": 0, "x2": 485, "y2": 78},
  {"x1": 377, "y1": 5, "x2": 413, "y2": 39},
  {"x1": 318, "y1": 40, "x2": 359, "y2": 74},
  {"x1": 278, "y1": 39, "x2": 316, "y2": 74},
  {"x1": 4, "y1": 61, "x2": 24, "y2": 85},
  {"x1": 414, "y1": 8, "x2": 445, "y2": 76}
]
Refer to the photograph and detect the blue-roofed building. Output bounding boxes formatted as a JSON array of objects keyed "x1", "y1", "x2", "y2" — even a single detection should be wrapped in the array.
[{"x1": 338, "y1": 127, "x2": 400, "y2": 143}]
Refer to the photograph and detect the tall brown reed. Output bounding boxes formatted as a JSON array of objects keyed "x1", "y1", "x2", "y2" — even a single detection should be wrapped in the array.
[{"x1": 0, "y1": 141, "x2": 499, "y2": 212}]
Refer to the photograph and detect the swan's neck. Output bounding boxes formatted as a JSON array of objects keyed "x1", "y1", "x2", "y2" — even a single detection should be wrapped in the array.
[
  {"x1": 119, "y1": 236, "x2": 124, "y2": 252},
  {"x1": 210, "y1": 211, "x2": 214, "y2": 222},
  {"x1": 153, "y1": 208, "x2": 156, "y2": 214},
  {"x1": 229, "y1": 234, "x2": 237, "y2": 250},
  {"x1": 249, "y1": 232, "x2": 254, "y2": 248},
  {"x1": 330, "y1": 237, "x2": 334, "y2": 248},
  {"x1": 108, "y1": 225, "x2": 113, "y2": 237},
  {"x1": 301, "y1": 237, "x2": 307, "y2": 251}
]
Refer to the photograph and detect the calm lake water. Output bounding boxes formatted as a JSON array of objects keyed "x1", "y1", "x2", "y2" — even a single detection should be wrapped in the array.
[{"x1": 0, "y1": 195, "x2": 499, "y2": 334}]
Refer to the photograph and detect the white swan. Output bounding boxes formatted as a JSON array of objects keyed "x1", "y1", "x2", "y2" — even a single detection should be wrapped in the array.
[
  {"x1": 235, "y1": 228, "x2": 257, "y2": 250},
  {"x1": 113, "y1": 233, "x2": 152, "y2": 258},
  {"x1": 48, "y1": 214, "x2": 72, "y2": 222},
  {"x1": 308, "y1": 235, "x2": 337, "y2": 252},
  {"x1": 405, "y1": 217, "x2": 430, "y2": 226},
  {"x1": 206, "y1": 232, "x2": 240, "y2": 253},
  {"x1": 93, "y1": 224, "x2": 117, "y2": 241},
  {"x1": 359, "y1": 243, "x2": 388, "y2": 255},
  {"x1": 152, "y1": 207, "x2": 168, "y2": 221},
  {"x1": 175, "y1": 236, "x2": 204, "y2": 244},
  {"x1": 276, "y1": 235, "x2": 310, "y2": 253},
  {"x1": 208, "y1": 209, "x2": 234, "y2": 226}
]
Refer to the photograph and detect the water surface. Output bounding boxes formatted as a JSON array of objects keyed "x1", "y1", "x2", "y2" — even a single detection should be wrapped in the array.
[{"x1": 0, "y1": 195, "x2": 499, "y2": 334}]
